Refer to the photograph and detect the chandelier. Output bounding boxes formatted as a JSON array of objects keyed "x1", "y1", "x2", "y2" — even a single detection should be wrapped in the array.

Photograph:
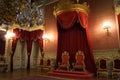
[
  {"x1": 0, "y1": 0, "x2": 44, "y2": 31},
  {"x1": 15, "y1": 0, "x2": 44, "y2": 27}
]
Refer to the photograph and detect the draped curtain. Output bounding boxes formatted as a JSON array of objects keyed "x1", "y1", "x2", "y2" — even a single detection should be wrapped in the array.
[
  {"x1": 56, "y1": 11, "x2": 97, "y2": 74},
  {"x1": 117, "y1": 14, "x2": 120, "y2": 28},
  {"x1": 11, "y1": 28, "x2": 43, "y2": 71},
  {"x1": 11, "y1": 28, "x2": 20, "y2": 71}
]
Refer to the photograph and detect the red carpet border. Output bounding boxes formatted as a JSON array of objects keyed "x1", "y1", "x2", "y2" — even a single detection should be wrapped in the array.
[
  {"x1": 47, "y1": 70, "x2": 94, "y2": 79},
  {"x1": 16, "y1": 76, "x2": 65, "y2": 80}
]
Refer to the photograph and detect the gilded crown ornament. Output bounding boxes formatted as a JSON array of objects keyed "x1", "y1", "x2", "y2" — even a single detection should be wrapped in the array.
[{"x1": 53, "y1": 0, "x2": 90, "y2": 17}]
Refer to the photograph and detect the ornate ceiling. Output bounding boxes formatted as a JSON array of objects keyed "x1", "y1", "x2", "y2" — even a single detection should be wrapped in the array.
[
  {"x1": 0, "y1": 0, "x2": 119, "y2": 31},
  {"x1": 0, "y1": 0, "x2": 57, "y2": 31}
]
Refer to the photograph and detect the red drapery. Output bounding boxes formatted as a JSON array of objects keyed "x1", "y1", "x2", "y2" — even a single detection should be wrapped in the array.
[
  {"x1": 57, "y1": 11, "x2": 77, "y2": 29},
  {"x1": 30, "y1": 30, "x2": 43, "y2": 52},
  {"x1": 12, "y1": 28, "x2": 20, "y2": 54},
  {"x1": 11, "y1": 28, "x2": 43, "y2": 71},
  {"x1": 117, "y1": 14, "x2": 120, "y2": 28},
  {"x1": 56, "y1": 11, "x2": 97, "y2": 74},
  {"x1": 78, "y1": 12, "x2": 88, "y2": 28},
  {"x1": 10, "y1": 28, "x2": 20, "y2": 71}
]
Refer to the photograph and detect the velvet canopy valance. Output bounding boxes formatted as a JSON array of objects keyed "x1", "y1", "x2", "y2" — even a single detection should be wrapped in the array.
[
  {"x1": 57, "y1": 11, "x2": 88, "y2": 29},
  {"x1": 12, "y1": 28, "x2": 43, "y2": 54}
]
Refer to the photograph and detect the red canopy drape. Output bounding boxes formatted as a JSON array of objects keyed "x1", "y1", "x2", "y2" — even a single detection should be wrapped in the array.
[
  {"x1": 11, "y1": 28, "x2": 43, "y2": 71},
  {"x1": 30, "y1": 30, "x2": 43, "y2": 53},
  {"x1": 57, "y1": 11, "x2": 77, "y2": 29},
  {"x1": 117, "y1": 14, "x2": 120, "y2": 28},
  {"x1": 12, "y1": 29, "x2": 43, "y2": 55},
  {"x1": 78, "y1": 12, "x2": 88, "y2": 28},
  {"x1": 56, "y1": 11, "x2": 97, "y2": 74},
  {"x1": 11, "y1": 28, "x2": 20, "y2": 71},
  {"x1": 12, "y1": 28, "x2": 20, "y2": 54}
]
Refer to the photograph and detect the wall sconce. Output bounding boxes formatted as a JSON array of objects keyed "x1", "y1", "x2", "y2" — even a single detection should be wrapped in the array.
[
  {"x1": 4, "y1": 32, "x2": 15, "y2": 39},
  {"x1": 103, "y1": 21, "x2": 111, "y2": 36},
  {"x1": 103, "y1": 21, "x2": 111, "y2": 32},
  {"x1": 42, "y1": 34, "x2": 50, "y2": 42}
]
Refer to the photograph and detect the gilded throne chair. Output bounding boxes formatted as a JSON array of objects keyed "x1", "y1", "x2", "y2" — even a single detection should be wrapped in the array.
[
  {"x1": 58, "y1": 51, "x2": 70, "y2": 70},
  {"x1": 72, "y1": 50, "x2": 85, "y2": 71}
]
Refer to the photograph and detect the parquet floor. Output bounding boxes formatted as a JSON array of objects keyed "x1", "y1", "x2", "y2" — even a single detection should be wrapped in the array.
[{"x1": 0, "y1": 69, "x2": 117, "y2": 80}]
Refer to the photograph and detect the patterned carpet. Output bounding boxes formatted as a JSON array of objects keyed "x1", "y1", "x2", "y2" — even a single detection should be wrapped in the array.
[{"x1": 16, "y1": 75, "x2": 66, "y2": 80}]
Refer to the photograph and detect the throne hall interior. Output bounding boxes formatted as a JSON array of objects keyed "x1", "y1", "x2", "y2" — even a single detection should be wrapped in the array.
[{"x1": 0, "y1": 0, "x2": 120, "y2": 80}]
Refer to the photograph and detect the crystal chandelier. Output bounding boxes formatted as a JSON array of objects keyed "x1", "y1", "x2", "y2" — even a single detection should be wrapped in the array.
[
  {"x1": 15, "y1": 0, "x2": 44, "y2": 27},
  {"x1": 0, "y1": 0, "x2": 44, "y2": 31}
]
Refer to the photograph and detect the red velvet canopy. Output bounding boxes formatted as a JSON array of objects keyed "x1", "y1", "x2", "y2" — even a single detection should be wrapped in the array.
[{"x1": 56, "y1": 11, "x2": 97, "y2": 74}]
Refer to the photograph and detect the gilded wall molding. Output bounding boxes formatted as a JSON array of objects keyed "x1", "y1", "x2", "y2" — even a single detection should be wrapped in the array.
[{"x1": 93, "y1": 49, "x2": 120, "y2": 60}]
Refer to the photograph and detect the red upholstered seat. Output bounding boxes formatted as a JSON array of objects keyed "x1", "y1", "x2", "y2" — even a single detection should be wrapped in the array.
[
  {"x1": 113, "y1": 59, "x2": 120, "y2": 69},
  {"x1": 58, "y1": 51, "x2": 70, "y2": 70},
  {"x1": 76, "y1": 54, "x2": 83, "y2": 65},
  {"x1": 62, "y1": 54, "x2": 69, "y2": 64},
  {"x1": 112, "y1": 56, "x2": 120, "y2": 78},
  {"x1": 99, "y1": 59, "x2": 107, "y2": 69},
  {"x1": 73, "y1": 50, "x2": 85, "y2": 71}
]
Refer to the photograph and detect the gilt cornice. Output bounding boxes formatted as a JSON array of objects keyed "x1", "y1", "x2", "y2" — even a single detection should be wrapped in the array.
[
  {"x1": 115, "y1": 5, "x2": 120, "y2": 15},
  {"x1": 12, "y1": 24, "x2": 44, "y2": 31},
  {"x1": 53, "y1": 0, "x2": 89, "y2": 17}
]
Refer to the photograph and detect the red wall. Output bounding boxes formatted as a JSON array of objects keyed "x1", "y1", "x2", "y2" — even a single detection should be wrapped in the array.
[
  {"x1": 88, "y1": 0, "x2": 119, "y2": 50},
  {"x1": 44, "y1": 0, "x2": 119, "y2": 52},
  {"x1": 44, "y1": 2, "x2": 58, "y2": 53}
]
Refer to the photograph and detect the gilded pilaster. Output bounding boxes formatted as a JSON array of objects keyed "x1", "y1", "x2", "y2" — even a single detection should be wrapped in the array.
[{"x1": 4, "y1": 30, "x2": 13, "y2": 71}]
